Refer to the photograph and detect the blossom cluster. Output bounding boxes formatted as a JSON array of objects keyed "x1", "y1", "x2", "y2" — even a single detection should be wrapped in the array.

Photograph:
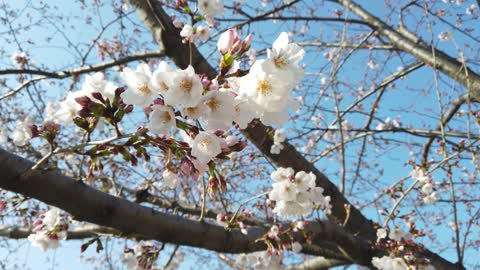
[
  {"x1": 235, "y1": 250, "x2": 283, "y2": 270},
  {"x1": 270, "y1": 129, "x2": 286, "y2": 154},
  {"x1": 268, "y1": 167, "x2": 331, "y2": 217},
  {"x1": 114, "y1": 30, "x2": 304, "y2": 172},
  {"x1": 45, "y1": 72, "x2": 117, "y2": 125},
  {"x1": 122, "y1": 241, "x2": 164, "y2": 270},
  {"x1": 27, "y1": 208, "x2": 69, "y2": 251},
  {"x1": 178, "y1": 0, "x2": 224, "y2": 43},
  {"x1": 411, "y1": 167, "x2": 439, "y2": 204},
  {"x1": 374, "y1": 228, "x2": 435, "y2": 270}
]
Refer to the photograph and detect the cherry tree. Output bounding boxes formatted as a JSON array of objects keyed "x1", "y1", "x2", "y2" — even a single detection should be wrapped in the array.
[{"x1": 0, "y1": 0, "x2": 479, "y2": 269}]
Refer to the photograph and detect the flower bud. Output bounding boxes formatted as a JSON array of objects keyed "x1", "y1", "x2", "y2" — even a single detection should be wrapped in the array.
[
  {"x1": 217, "y1": 29, "x2": 238, "y2": 55},
  {"x1": 242, "y1": 33, "x2": 252, "y2": 51}
]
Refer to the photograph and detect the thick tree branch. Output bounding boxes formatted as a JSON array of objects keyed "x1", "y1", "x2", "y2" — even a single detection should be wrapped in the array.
[
  {"x1": 0, "y1": 148, "x2": 373, "y2": 265},
  {"x1": 0, "y1": 148, "x2": 263, "y2": 254}
]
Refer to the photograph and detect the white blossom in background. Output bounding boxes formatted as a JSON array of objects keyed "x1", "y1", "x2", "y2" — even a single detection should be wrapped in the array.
[
  {"x1": 466, "y1": 4, "x2": 477, "y2": 15},
  {"x1": 47, "y1": 91, "x2": 83, "y2": 124},
  {"x1": 270, "y1": 144, "x2": 283, "y2": 154},
  {"x1": 147, "y1": 105, "x2": 176, "y2": 135},
  {"x1": 367, "y1": 59, "x2": 378, "y2": 69},
  {"x1": 372, "y1": 256, "x2": 408, "y2": 270},
  {"x1": 45, "y1": 73, "x2": 118, "y2": 125},
  {"x1": 122, "y1": 241, "x2": 159, "y2": 270},
  {"x1": 262, "y1": 32, "x2": 305, "y2": 83},
  {"x1": 323, "y1": 48, "x2": 338, "y2": 62},
  {"x1": 120, "y1": 63, "x2": 157, "y2": 107},
  {"x1": 235, "y1": 251, "x2": 283, "y2": 270},
  {"x1": 180, "y1": 24, "x2": 194, "y2": 39},
  {"x1": 438, "y1": 31, "x2": 453, "y2": 41},
  {"x1": 11, "y1": 122, "x2": 33, "y2": 146},
  {"x1": 191, "y1": 131, "x2": 222, "y2": 164},
  {"x1": 196, "y1": 25, "x2": 210, "y2": 42},
  {"x1": 268, "y1": 167, "x2": 331, "y2": 217},
  {"x1": 197, "y1": 0, "x2": 225, "y2": 17},
  {"x1": 411, "y1": 167, "x2": 429, "y2": 182},
  {"x1": 376, "y1": 117, "x2": 401, "y2": 131},
  {"x1": 389, "y1": 227, "x2": 412, "y2": 242},
  {"x1": 270, "y1": 129, "x2": 286, "y2": 154},
  {"x1": 11, "y1": 51, "x2": 28, "y2": 66},
  {"x1": 28, "y1": 208, "x2": 68, "y2": 251},
  {"x1": 225, "y1": 135, "x2": 239, "y2": 146},
  {"x1": 247, "y1": 49, "x2": 257, "y2": 65},
  {"x1": 376, "y1": 228, "x2": 387, "y2": 241},
  {"x1": 421, "y1": 182, "x2": 439, "y2": 204},
  {"x1": 162, "y1": 169, "x2": 181, "y2": 188}
]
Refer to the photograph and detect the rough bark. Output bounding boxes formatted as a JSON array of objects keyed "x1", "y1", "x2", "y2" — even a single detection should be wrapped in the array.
[{"x1": 0, "y1": 148, "x2": 373, "y2": 265}]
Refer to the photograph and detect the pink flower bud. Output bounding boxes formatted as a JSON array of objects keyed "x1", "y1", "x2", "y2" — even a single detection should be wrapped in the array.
[
  {"x1": 231, "y1": 40, "x2": 242, "y2": 55},
  {"x1": 242, "y1": 33, "x2": 253, "y2": 51},
  {"x1": 217, "y1": 29, "x2": 238, "y2": 55},
  {"x1": 74, "y1": 96, "x2": 92, "y2": 108}
]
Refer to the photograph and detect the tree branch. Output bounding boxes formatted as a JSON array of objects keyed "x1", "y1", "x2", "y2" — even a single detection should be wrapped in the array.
[
  {"x1": 0, "y1": 50, "x2": 165, "y2": 100},
  {"x1": 0, "y1": 148, "x2": 373, "y2": 265},
  {"x1": 337, "y1": 0, "x2": 480, "y2": 102}
]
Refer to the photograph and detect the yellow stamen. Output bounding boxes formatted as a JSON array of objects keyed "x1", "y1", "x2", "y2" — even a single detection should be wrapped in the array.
[{"x1": 257, "y1": 80, "x2": 272, "y2": 96}]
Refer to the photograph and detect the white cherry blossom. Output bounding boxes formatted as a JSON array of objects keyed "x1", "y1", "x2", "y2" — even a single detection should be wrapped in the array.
[
  {"x1": 11, "y1": 122, "x2": 33, "y2": 146},
  {"x1": 120, "y1": 63, "x2": 157, "y2": 107},
  {"x1": 162, "y1": 169, "x2": 181, "y2": 188},
  {"x1": 147, "y1": 105, "x2": 176, "y2": 135},
  {"x1": 262, "y1": 32, "x2": 305, "y2": 83},
  {"x1": 163, "y1": 65, "x2": 203, "y2": 108},
  {"x1": 199, "y1": 90, "x2": 236, "y2": 131},
  {"x1": 191, "y1": 131, "x2": 222, "y2": 164},
  {"x1": 197, "y1": 0, "x2": 225, "y2": 17}
]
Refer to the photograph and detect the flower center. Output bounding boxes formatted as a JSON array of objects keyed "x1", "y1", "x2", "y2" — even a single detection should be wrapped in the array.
[
  {"x1": 200, "y1": 138, "x2": 211, "y2": 148},
  {"x1": 180, "y1": 79, "x2": 192, "y2": 92},
  {"x1": 274, "y1": 56, "x2": 288, "y2": 68},
  {"x1": 257, "y1": 80, "x2": 272, "y2": 96},
  {"x1": 137, "y1": 82, "x2": 150, "y2": 94},
  {"x1": 162, "y1": 112, "x2": 172, "y2": 122},
  {"x1": 206, "y1": 97, "x2": 220, "y2": 112}
]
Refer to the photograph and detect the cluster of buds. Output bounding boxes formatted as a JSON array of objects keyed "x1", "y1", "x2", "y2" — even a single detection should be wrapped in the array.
[
  {"x1": 96, "y1": 36, "x2": 126, "y2": 61},
  {"x1": 208, "y1": 169, "x2": 227, "y2": 197},
  {"x1": 218, "y1": 28, "x2": 252, "y2": 74},
  {"x1": 11, "y1": 51, "x2": 29, "y2": 67},
  {"x1": 38, "y1": 121, "x2": 61, "y2": 146}
]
